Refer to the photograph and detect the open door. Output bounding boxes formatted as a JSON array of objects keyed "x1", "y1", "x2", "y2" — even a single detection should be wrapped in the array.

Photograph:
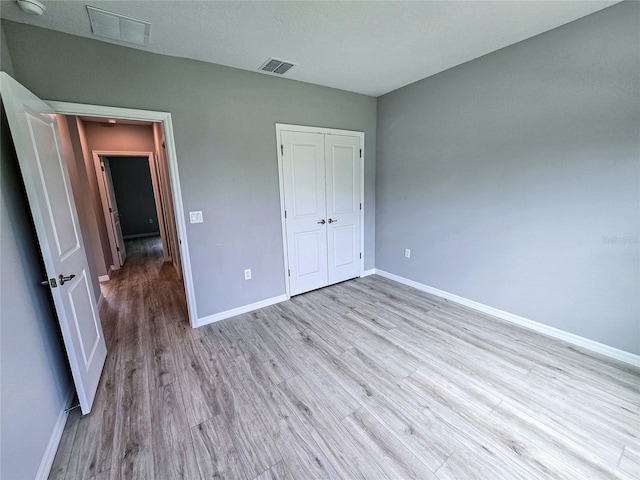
[
  {"x1": 1, "y1": 72, "x2": 107, "y2": 414},
  {"x1": 98, "y1": 156, "x2": 127, "y2": 267}
]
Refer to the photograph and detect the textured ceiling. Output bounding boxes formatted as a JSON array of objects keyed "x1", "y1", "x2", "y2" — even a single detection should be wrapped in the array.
[{"x1": 0, "y1": 0, "x2": 620, "y2": 96}]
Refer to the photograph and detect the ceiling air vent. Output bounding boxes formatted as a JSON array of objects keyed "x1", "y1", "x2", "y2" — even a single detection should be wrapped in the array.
[
  {"x1": 259, "y1": 58, "x2": 295, "y2": 75},
  {"x1": 87, "y1": 6, "x2": 151, "y2": 46}
]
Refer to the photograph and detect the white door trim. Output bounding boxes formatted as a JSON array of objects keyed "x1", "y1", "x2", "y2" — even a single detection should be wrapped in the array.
[
  {"x1": 275, "y1": 123, "x2": 365, "y2": 298},
  {"x1": 92, "y1": 151, "x2": 153, "y2": 269},
  {"x1": 47, "y1": 101, "x2": 198, "y2": 327},
  {"x1": 92, "y1": 151, "x2": 168, "y2": 267}
]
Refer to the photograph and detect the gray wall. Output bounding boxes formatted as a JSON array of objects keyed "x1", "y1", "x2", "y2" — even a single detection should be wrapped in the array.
[
  {"x1": 1, "y1": 25, "x2": 72, "y2": 479},
  {"x1": 2, "y1": 21, "x2": 377, "y2": 318},
  {"x1": 108, "y1": 156, "x2": 159, "y2": 237},
  {"x1": 376, "y1": 2, "x2": 639, "y2": 354}
]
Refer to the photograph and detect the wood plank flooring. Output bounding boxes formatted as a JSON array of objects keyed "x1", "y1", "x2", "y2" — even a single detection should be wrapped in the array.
[{"x1": 49, "y1": 236, "x2": 640, "y2": 479}]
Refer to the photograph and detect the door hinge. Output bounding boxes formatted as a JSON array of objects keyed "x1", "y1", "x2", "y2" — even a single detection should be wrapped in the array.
[
  {"x1": 359, "y1": 148, "x2": 362, "y2": 158},
  {"x1": 360, "y1": 253, "x2": 362, "y2": 259},
  {"x1": 359, "y1": 203, "x2": 362, "y2": 210},
  {"x1": 284, "y1": 210, "x2": 287, "y2": 219},
  {"x1": 41, "y1": 278, "x2": 58, "y2": 288},
  {"x1": 109, "y1": 207, "x2": 113, "y2": 213},
  {"x1": 64, "y1": 403, "x2": 81, "y2": 413},
  {"x1": 281, "y1": 144, "x2": 284, "y2": 155},
  {"x1": 101, "y1": 166, "x2": 105, "y2": 171},
  {"x1": 288, "y1": 269, "x2": 290, "y2": 277},
  {"x1": 116, "y1": 246, "x2": 120, "y2": 252}
]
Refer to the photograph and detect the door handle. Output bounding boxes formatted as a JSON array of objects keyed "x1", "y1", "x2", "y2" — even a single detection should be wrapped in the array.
[
  {"x1": 328, "y1": 218, "x2": 337, "y2": 224},
  {"x1": 317, "y1": 219, "x2": 326, "y2": 224},
  {"x1": 58, "y1": 274, "x2": 76, "y2": 286}
]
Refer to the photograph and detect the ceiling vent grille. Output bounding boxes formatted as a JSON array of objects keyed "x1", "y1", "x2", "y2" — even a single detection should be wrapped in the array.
[
  {"x1": 87, "y1": 6, "x2": 151, "y2": 46},
  {"x1": 259, "y1": 58, "x2": 295, "y2": 75}
]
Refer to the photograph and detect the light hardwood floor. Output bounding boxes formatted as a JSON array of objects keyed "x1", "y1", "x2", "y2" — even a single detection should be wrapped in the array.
[{"x1": 49, "y1": 237, "x2": 640, "y2": 479}]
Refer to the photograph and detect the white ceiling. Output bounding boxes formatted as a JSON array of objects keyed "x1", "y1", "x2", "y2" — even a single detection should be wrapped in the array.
[{"x1": 0, "y1": 0, "x2": 620, "y2": 96}]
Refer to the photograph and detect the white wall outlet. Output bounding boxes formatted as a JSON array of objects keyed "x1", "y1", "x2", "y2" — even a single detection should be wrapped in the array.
[
  {"x1": 189, "y1": 211, "x2": 203, "y2": 224},
  {"x1": 244, "y1": 269, "x2": 252, "y2": 280},
  {"x1": 405, "y1": 248, "x2": 411, "y2": 258}
]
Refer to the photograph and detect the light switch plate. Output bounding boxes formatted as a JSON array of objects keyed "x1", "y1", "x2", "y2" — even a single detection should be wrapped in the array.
[{"x1": 189, "y1": 211, "x2": 203, "y2": 224}]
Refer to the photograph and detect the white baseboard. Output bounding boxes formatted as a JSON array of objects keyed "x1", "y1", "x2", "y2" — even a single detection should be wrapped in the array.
[
  {"x1": 195, "y1": 294, "x2": 289, "y2": 328},
  {"x1": 375, "y1": 269, "x2": 640, "y2": 368},
  {"x1": 173, "y1": 260, "x2": 181, "y2": 280},
  {"x1": 98, "y1": 265, "x2": 114, "y2": 282},
  {"x1": 35, "y1": 385, "x2": 75, "y2": 480},
  {"x1": 361, "y1": 269, "x2": 376, "y2": 277},
  {"x1": 97, "y1": 293, "x2": 105, "y2": 312}
]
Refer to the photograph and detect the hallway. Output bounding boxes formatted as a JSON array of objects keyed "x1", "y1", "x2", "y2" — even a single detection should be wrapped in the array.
[{"x1": 49, "y1": 236, "x2": 195, "y2": 479}]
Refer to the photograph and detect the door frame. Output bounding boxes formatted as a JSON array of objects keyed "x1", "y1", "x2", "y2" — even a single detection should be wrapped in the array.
[
  {"x1": 48, "y1": 101, "x2": 198, "y2": 327},
  {"x1": 275, "y1": 123, "x2": 365, "y2": 298},
  {"x1": 92, "y1": 151, "x2": 168, "y2": 268}
]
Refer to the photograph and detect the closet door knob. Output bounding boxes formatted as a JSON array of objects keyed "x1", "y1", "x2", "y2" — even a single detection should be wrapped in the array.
[
  {"x1": 317, "y1": 219, "x2": 326, "y2": 224},
  {"x1": 328, "y1": 218, "x2": 337, "y2": 224}
]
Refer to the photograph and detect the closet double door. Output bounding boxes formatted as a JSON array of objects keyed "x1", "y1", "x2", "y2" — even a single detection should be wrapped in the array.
[{"x1": 281, "y1": 130, "x2": 361, "y2": 296}]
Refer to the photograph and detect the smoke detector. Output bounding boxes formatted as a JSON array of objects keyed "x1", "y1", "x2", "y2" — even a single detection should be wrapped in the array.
[
  {"x1": 87, "y1": 5, "x2": 151, "y2": 46},
  {"x1": 16, "y1": 0, "x2": 46, "y2": 15},
  {"x1": 259, "y1": 58, "x2": 296, "y2": 76}
]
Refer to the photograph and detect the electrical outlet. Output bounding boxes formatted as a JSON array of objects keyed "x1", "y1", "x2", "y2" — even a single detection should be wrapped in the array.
[
  {"x1": 244, "y1": 269, "x2": 252, "y2": 280},
  {"x1": 405, "y1": 249, "x2": 411, "y2": 258},
  {"x1": 148, "y1": 218, "x2": 153, "y2": 224}
]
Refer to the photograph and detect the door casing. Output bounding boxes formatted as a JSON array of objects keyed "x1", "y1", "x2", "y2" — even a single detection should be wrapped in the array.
[
  {"x1": 48, "y1": 101, "x2": 198, "y2": 327},
  {"x1": 92, "y1": 151, "x2": 170, "y2": 269},
  {"x1": 92, "y1": 152, "x2": 141, "y2": 269},
  {"x1": 275, "y1": 123, "x2": 365, "y2": 298}
]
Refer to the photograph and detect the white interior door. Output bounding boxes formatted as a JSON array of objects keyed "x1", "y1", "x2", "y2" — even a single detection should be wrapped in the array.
[
  {"x1": 99, "y1": 157, "x2": 126, "y2": 266},
  {"x1": 325, "y1": 134, "x2": 361, "y2": 284},
  {"x1": 281, "y1": 131, "x2": 328, "y2": 295},
  {"x1": 1, "y1": 72, "x2": 107, "y2": 414}
]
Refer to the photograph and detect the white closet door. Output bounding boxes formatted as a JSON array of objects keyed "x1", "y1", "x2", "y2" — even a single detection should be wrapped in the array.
[
  {"x1": 281, "y1": 131, "x2": 328, "y2": 295},
  {"x1": 325, "y1": 135, "x2": 361, "y2": 285}
]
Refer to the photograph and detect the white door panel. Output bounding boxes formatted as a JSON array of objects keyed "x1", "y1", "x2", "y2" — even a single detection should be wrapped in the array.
[
  {"x1": 282, "y1": 131, "x2": 328, "y2": 295},
  {"x1": 292, "y1": 229, "x2": 328, "y2": 294},
  {"x1": 1, "y1": 72, "x2": 107, "y2": 414},
  {"x1": 327, "y1": 144, "x2": 357, "y2": 214},
  {"x1": 67, "y1": 270, "x2": 102, "y2": 366},
  {"x1": 290, "y1": 142, "x2": 325, "y2": 218},
  {"x1": 326, "y1": 135, "x2": 360, "y2": 284},
  {"x1": 28, "y1": 111, "x2": 81, "y2": 256},
  {"x1": 295, "y1": 231, "x2": 323, "y2": 275},
  {"x1": 331, "y1": 224, "x2": 356, "y2": 266}
]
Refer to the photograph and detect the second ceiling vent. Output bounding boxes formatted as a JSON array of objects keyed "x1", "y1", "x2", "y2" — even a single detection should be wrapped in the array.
[{"x1": 259, "y1": 58, "x2": 296, "y2": 75}]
